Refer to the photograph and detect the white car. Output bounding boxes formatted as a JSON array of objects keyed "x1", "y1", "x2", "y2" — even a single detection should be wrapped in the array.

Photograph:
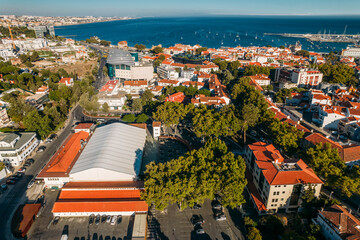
[
  {"x1": 106, "y1": 215, "x2": 111, "y2": 223},
  {"x1": 110, "y1": 215, "x2": 117, "y2": 225},
  {"x1": 27, "y1": 180, "x2": 35, "y2": 189},
  {"x1": 215, "y1": 214, "x2": 227, "y2": 221}
]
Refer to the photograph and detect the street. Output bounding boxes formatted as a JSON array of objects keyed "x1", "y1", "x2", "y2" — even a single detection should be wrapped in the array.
[{"x1": 0, "y1": 105, "x2": 79, "y2": 240}]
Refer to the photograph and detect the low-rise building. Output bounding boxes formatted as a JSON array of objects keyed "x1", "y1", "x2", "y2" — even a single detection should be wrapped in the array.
[
  {"x1": 248, "y1": 74, "x2": 271, "y2": 86},
  {"x1": 0, "y1": 108, "x2": 12, "y2": 128},
  {"x1": 0, "y1": 132, "x2": 39, "y2": 166},
  {"x1": 37, "y1": 131, "x2": 90, "y2": 188},
  {"x1": 313, "y1": 204, "x2": 360, "y2": 240},
  {"x1": 152, "y1": 121, "x2": 161, "y2": 139},
  {"x1": 59, "y1": 77, "x2": 74, "y2": 87},
  {"x1": 165, "y1": 92, "x2": 185, "y2": 103},
  {"x1": 123, "y1": 80, "x2": 148, "y2": 95},
  {"x1": 244, "y1": 142, "x2": 323, "y2": 215}
]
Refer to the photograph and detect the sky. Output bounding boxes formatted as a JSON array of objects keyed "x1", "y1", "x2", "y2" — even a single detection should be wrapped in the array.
[{"x1": 1, "y1": 0, "x2": 360, "y2": 17}]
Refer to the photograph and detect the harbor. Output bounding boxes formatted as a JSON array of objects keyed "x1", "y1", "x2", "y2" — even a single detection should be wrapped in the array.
[{"x1": 264, "y1": 32, "x2": 360, "y2": 43}]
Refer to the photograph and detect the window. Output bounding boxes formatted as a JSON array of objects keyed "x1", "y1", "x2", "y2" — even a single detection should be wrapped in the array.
[
  {"x1": 126, "y1": 66, "x2": 130, "y2": 70},
  {"x1": 273, "y1": 191, "x2": 280, "y2": 195},
  {"x1": 282, "y1": 191, "x2": 285, "y2": 194}
]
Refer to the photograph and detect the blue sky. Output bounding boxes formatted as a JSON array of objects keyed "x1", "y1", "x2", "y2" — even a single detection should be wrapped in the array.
[{"x1": 1, "y1": 0, "x2": 360, "y2": 17}]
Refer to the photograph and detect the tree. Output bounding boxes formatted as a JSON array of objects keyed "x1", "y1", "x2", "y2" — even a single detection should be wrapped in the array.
[
  {"x1": 196, "y1": 89, "x2": 211, "y2": 96},
  {"x1": 247, "y1": 227, "x2": 262, "y2": 240},
  {"x1": 213, "y1": 58, "x2": 228, "y2": 70},
  {"x1": 295, "y1": 50, "x2": 310, "y2": 58},
  {"x1": 134, "y1": 44, "x2": 146, "y2": 51},
  {"x1": 141, "y1": 89, "x2": 154, "y2": 105},
  {"x1": 141, "y1": 138, "x2": 247, "y2": 210},
  {"x1": 241, "y1": 103, "x2": 259, "y2": 143},
  {"x1": 184, "y1": 86, "x2": 197, "y2": 97},
  {"x1": 153, "y1": 102, "x2": 187, "y2": 134},
  {"x1": 102, "y1": 102, "x2": 110, "y2": 113},
  {"x1": 136, "y1": 113, "x2": 149, "y2": 123},
  {"x1": 318, "y1": 63, "x2": 355, "y2": 85},
  {"x1": 122, "y1": 114, "x2": 136, "y2": 122},
  {"x1": 151, "y1": 46, "x2": 163, "y2": 54},
  {"x1": 243, "y1": 65, "x2": 271, "y2": 76},
  {"x1": 30, "y1": 51, "x2": 39, "y2": 62},
  {"x1": 195, "y1": 47, "x2": 208, "y2": 55},
  {"x1": 100, "y1": 40, "x2": 111, "y2": 46},
  {"x1": 259, "y1": 215, "x2": 285, "y2": 236},
  {"x1": 23, "y1": 110, "x2": 52, "y2": 139},
  {"x1": 131, "y1": 98, "x2": 143, "y2": 112}
]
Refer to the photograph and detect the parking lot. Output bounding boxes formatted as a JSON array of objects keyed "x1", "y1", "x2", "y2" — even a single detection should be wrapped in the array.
[
  {"x1": 27, "y1": 189, "x2": 134, "y2": 240},
  {"x1": 149, "y1": 199, "x2": 244, "y2": 240}
]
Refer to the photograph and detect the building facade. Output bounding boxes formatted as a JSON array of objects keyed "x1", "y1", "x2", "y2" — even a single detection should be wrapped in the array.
[
  {"x1": 0, "y1": 132, "x2": 39, "y2": 166},
  {"x1": 244, "y1": 142, "x2": 323, "y2": 214}
]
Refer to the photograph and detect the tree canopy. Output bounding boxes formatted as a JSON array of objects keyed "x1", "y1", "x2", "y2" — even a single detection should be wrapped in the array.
[{"x1": 141, "y1": 138, "x2": 247, "y2": 210}]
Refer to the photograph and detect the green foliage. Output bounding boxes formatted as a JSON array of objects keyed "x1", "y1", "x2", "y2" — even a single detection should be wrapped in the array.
[
  {"x1": 195, "y1": 47, "x2": 208, "y2": 55},
  {"x1": 134, "y1": 44, "x2": 146, "y2": 51},
  {"x1": 259, "y1": 215, "x2": 285, "y2": 236},
  {"x1": 0, "y1": 26, "x2": 35, "y2": 38},
  {"x1": 184, "y1": 86, "x2": 197, "y2": 97},
  {"x1": 213, "y1": 58, "x2": 228, "y2": 70},
  {"x1": 136, "y1": 113, "x2": 149, "y2": 123},
  {"x1": 151, "y1": 46, "x2": 163, "y2": 54},
  {"x1": 0, "y1": 161, "x2": 5, "y2": 171},
  {"x1": 295, "y1": 50, "x2": 310, "y2": 58},
  {"x1": 99, "y1": 40, "x2": 111, "y2": 46},
  {"x1": 79, "y1": 93, "x2": 100, "y2": 113},
  {"x1": 318, "y1": 63, "x2": 356, "y2": 85},
  {"x1": 247, "y1": 227, "x2": 262, "y2": 240},
  {"x1": 243, "y1": 65, "x2": 271, "y2": 76},
  {"x1": 131, "y1": 98, "x2": 143, "y2": 112},
  {"x1": 141, "y1": 89, "x2": 154, "y2": 105},
  {"x1": 152, "y1": 101, "x2": 188, "y2": 130},
  {"x1": 266, "y1": 119, "x2": 304, "y2": 154},
  {"x1": 102, "y1": 102, "x2": 109, "y2": 113},
  {"x1": 196, "y1": 89, "x2": 211, "y2": 96},
  {"x1": 122, "y1": 114, "x2": 136, "y2": 122},
  {"x1": 85, "y1": 37, "x2": 99, "y2": 44},
  {"x1": 141, "y1": 138, "x2": 247, "y2": 210},
  {"x1": 23, "y1": 110, "x2": 52, "y2": 139}
]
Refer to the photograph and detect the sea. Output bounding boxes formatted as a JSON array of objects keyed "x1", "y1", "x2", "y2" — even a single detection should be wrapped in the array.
[{"x1": 54, "y1": 16, "x2": 360, "y2": 53}]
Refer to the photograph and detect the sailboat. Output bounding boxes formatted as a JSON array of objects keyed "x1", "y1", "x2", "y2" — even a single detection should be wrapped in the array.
[{"x1": 255, "y1": 34, "x2": 258, "y2": 40}]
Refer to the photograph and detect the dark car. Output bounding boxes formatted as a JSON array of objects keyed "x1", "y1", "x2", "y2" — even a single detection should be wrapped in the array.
[
  {"x1": 95, "y1": 214, "x2": 100, "y2": 225},
  {"x1": 117, "y1": 215, "x2": 122, "y2": 224},
  {"x1": 17, "y1": 167, "x2": 26, "y2": 173},
  {"x1": 101, "y1": 214, "x2": 107, "y2": 223},
  {"x1": 191, "y1": 215, "x2": 204, "y2": 227},
  {"x1": 9, "y1": 177, "x2": 18, "y2": 181},
  {"x1": 37, "y1": 146, "x2": 46, "y2": 152},
  {"x1": 23, "y1": 162, "x2": 31, "y2": 167},
  {"x1": 6, "y1": 180, "x2": 16, "y2": 185},
  {"x1": 192, "y1": 204, "x2": 202, "y2": 209},
  {"x1": 1, "y1": 183, "x2": 8, "y2": 190},
  {"x1": 89, "y1": 214, "x2": 95, "y2": 225},
  {"x1": 53, "y1": 216, "x2": 60, "y2": 225},
  {"x1": 26, "y1": 158, "x2": 35, "y2": 164},
  {"x1": 15, "y1": 173, "x2": 23, "y2": 178}
]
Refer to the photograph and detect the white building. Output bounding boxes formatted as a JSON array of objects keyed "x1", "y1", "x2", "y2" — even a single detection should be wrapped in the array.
[
  {"x1": 313, "y1": 204, "x2": 360, "y2": 240},
  {"x1": 69, "y1": 123, "x2": 147, "y2": 182},
  {"x1": 157, "y1": 65, "x2": 179, "y2": 80},
  {"x1": 313, "y1": 107, "x2": 346, "y2": 129},
  {"x1": 123, "y1": 80, "x2": 148, "y2": 95},
  {"x1": 0, "y1": 132, "x2": 39, "y2": 166},
  {"x1": 152, "y1": 121, "x2": 161, "y2": 139},
  {"x1": 248, "y1": 74, "x2": 271, "y2": 86},
  {"x1": 107, "y1": 49, "x2": 153, "y2": 81},
  {"x1": 291, "y1": 69, "x2": 323, "y2": 88},
  {"x1": 0, "y1": 108, "x2": 12, "y2": 128},
  {"x1": 342, "y1": 47, "x2": 360, "y2": 58},
  {"x1": 244, "y1": 142, "x2": 323, "y2": 215}
]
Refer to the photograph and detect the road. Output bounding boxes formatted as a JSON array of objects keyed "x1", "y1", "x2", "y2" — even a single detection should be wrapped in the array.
[{"x1": 0, "y1": 105, "x2": 80, "y2": 240}]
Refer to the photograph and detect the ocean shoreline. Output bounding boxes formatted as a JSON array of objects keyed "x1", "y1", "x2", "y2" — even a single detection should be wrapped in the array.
[{"x1": 54, "y1": 18, "x2": 139, "y2": 27}]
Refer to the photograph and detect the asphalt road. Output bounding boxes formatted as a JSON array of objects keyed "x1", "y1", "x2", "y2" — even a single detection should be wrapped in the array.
[{"x1": 0, "y1": 105, "x2": 79, "y2": 240}]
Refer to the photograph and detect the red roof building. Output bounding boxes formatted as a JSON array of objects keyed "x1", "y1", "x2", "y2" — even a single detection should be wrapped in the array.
[
  {"x1": 37, "y1": 131, "x2": 90, "y2": 188},
  {"x1": 165, "y1": 92, "x2": 186, "y2": 103},
  {"x1": 52, "y1": 181, "x2": 148, "y2": 217},
  {"x1": 59, "y1": 77, "x2": 74, "y2": 87},
  {"x1": 244, "y1": 142, "x2": 323, "y2": 215}
]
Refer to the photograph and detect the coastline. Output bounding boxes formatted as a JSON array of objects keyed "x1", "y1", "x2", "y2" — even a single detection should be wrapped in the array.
[{"x1": 54, "y1": 17, "x2": 139, "y2": 27}]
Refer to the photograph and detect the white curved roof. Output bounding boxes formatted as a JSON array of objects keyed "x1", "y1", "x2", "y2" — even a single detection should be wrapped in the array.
[
  {"x1": 70, "y1": 123, "x2": 146, "y2": 181},
  {"x1": 107, "y1": 49, "x2": 135, "y2": 66}
]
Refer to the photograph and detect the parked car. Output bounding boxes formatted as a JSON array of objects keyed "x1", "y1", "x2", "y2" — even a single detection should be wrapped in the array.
[
  {"x1": 26, "y1": 159, "x2": 35, "y2": 165},
  {"x1": 18, "y1": 167, "x2": 26, "y2": 173},
  {"x1": 27, "y1": 180, "x2": 35, "y2": 189},
  {"x1": 6, "y1": 180, "x2": 16, "y2": 185},
  {"x1": 192, "y1": 204, "x2": 202, "y2": 209},
  {"x1": 110, "y1": 216, "x2": 117, "y2": 225},
  {"x1": 101, "y1": 215, "x2": 107, "y2": 223},
  {"x1": 1, "y1": 183, "x2": 8, "y2": 190},
  {"x1": 23, "y1": 162, "x2": 31, "y2": 167},
  {"x1": 9, "y1": 177, "x2": 18, "y2": 181},
  {"x1": 89, "y1": 214, "x2": 95, "y2": 225},
  {"x1": 45, "y1": 138, "x2": 52, "y2": 144},
  {"x1": 117, "y1": 215, "x2": 122, "y2": 224},
  {"x1": 95, "y1": 214, "x2": 100, "y2": 225},
  {"x1": 37, "y1": 146, "x2": 46, "y2": 152},
  {"x1": 212, "y1": 203, "x2": 222, "y2": 210},
  {"x1": 106, "y1": 215, "x2": 111, "y2": 223},
  {"x1": 215, "y1": 214, "x2": 227, "y2": 221},
  {"x1": 15, "y1": 173, "x2": 23, "y2": 178},
  {"x1": 191, "y1": 215, "x2": 204, "y2": 227},
  {"x1": 196, "y1": 227, "x2": 205, "y2": 235},
  {"x1": 53, "y1": 216, "x2": 60, "y2": 225}
]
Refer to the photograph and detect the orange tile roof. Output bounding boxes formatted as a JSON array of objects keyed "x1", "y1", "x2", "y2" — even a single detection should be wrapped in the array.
[
  {"x1": 246, "y1": 170, "x2": 267, "y2": 212},
  {"x1": 52, "y1": 201, "x2": 148, "y2": 213},
  {"x1": 63, "y1": 181, "x2": 144, "y2": 189},
  {"x1": 124, "y1": 81, "x2": 148, "y2": 86},
  {"x1": 18, "y1": 204, "x2": 42, "y2": 237},
  {"x1": 248, "y1": 142, "x2": 322, "y2": 185},
  {"x1": 74, "y1": 123, "x2": 94, "y2": 130},
  {"x1": 129, "y1": 123, "x2": 147, "y2": 129},
  {"x1": 158, "y1": 79, "x2": 179, "y2": 85},
  {"x1": 37, "y1": 131, "x2": 90, "y2": 178},
  {"x1": 305, "y1": 133, "x2": 342, "y2": 151},
  {"x1": 59, "y1": 189, "x2": 142, "y2": 200},
  {"x1": 152, "y1": 121, "x2": 161, "y2": 127}
]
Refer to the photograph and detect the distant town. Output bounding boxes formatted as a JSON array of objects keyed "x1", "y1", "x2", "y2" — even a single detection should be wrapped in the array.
[
  {"x1": 0, "y1": 14, "x2": 135, "y2": 27},
  {"x1": 0, "y1": 18, "x2": 360, "y2": 240}
]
